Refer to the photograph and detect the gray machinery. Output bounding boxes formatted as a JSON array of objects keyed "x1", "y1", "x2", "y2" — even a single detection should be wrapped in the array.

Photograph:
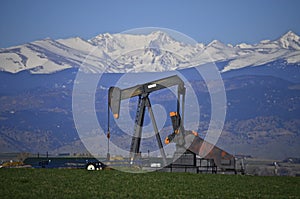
[{"x1": 108, "y1": 75, "x2": 237, "y2": 173}]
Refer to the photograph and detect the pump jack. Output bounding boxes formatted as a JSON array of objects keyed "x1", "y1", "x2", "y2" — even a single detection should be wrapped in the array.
[
  {"x1": 107, "y1": 75, "x2": 238, "y2": 173},
  {"x1": 108, "y1": 75, "x2": 185, "y2": 166}
]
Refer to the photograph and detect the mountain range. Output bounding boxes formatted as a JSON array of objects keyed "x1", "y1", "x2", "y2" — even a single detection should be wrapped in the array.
[
  {"x1": 0, "y1": 31, "x2": 299, "y2": 160},
  {"x1": 0, "y1": 31, "x2": 299, "y2": 74}
]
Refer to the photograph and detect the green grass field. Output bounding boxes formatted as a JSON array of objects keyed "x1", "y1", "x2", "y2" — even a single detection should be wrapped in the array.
[{"x1": 0, "y1": 169, "x2": 299, "y2": 199}]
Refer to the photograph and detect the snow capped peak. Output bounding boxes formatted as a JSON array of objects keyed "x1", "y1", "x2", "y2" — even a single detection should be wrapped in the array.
[
  {"x1": 278, "y1": 31, "x2": 300, "y2": 50},
  {"x1": 149, "y1": 31, "x2": 173, "y2": 41},
  {"x1": 206, "y1": 40, "x2": 233, "y2": 51},
  {"x1": 92, "y1": 32, "x2": 113, "y2": 40},
  {"x1": 147, "y1": 31, "x2": 178, "y2": 49},
  {"x1": 88, "y1": 33, "x2": 124, "y2": 52},
  {"x1": 207, "y1": 40, "x2": 235, "y2": 51},
  {"x1": 282, "y1": 31, "x2": 299, "y2": 40},
  {"x1": 88, "y1": 33, "x2": 117, "y2": 47},
  {"x1": 208, "y1": 40, "x2": 222, "y2": 46}
]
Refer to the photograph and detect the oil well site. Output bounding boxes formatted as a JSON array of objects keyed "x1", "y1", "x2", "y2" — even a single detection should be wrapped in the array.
[
  {"x1": 1, "y1": 75, "x2": 300, "y2": 177},
  {"x1": 1, "y1": 3, "x2": 300, "y2": 196}
]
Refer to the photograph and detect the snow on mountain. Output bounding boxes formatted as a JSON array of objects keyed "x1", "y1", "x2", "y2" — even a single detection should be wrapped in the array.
[
  {"x1": 279, "y1": 31, "x2": 300, "y2": 50},
  {"x1": 202, "y1": 40, "x2": 239, "y2": 61},
  {"x1": 87, "y1": 31, "x2": 200, "y2": 72},
  {"x1": 0, "y1": 31, "x2": 299, "y2": 74},
  {"x1": 222, "y1": 31, "x2": 300, "y2": 72},
  {"x1": 57, "y1": 37, "x2": 96, "y2": 53},
  {"x1": 0, "y1": 39, "x2": 72, "y2": 74},
  {"x1": 0, "y1": 37, "x2": 110, "y2": 74}
]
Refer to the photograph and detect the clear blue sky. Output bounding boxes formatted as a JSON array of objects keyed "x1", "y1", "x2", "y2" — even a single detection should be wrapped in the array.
[{"x1": 1, "y1": 0, "x2": 300, "y2": 48}]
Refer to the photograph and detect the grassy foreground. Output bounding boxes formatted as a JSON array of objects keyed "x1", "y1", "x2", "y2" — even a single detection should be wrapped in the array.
[{"x1": 0, "y1": 169, "x2": 299, "y2": 199}]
